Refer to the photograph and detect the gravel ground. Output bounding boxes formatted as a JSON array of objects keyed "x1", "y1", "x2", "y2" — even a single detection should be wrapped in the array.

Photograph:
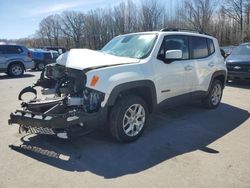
[{"x1": 0, "y1": 71, "x2": 250, "y2": 188}]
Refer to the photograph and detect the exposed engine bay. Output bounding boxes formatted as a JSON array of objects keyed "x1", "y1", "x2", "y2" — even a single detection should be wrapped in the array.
[
  {"x1": 19, "y1": 64, "x2": 104, "y2": 114},
  {"x1": 9, "y1": 64, "x2": 105, "y2": 138},
  {"x1": 8, "y1": 48, "x2": 138, "y2": 138}
]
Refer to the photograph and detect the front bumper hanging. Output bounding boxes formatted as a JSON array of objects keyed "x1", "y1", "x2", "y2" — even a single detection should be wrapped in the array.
[{"x1": 9, "y1": 107, "x2": 107, "y2": 138}]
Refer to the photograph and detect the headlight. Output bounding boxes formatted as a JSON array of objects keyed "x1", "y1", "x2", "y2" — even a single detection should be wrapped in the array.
[{"x1": 82, "y1": 88, "x2": 105, "y2": 112}]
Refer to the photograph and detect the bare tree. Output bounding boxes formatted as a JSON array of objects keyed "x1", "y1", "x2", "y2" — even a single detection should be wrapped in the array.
[
  {"x1": 113, "y1": 2, "x2": 126, "y2": 34},
  {"x1": 180, "y1": 0, "x2": 216, "y2": 33},
  {"x1": 221, "y1": 0, "x2": 245, "y2": 41},
  {"x1": 84, "y1": 9, "x2": 102, "y2": 49},
  {"x1": 244, "y1": 0, "x2": 250, "y2": 40},
  {"x1": 60, "y1": 11, "x2": 85, "y2": 48},
  {"x1": 18, "y1": 0, "x2": 250, "y2": 49},
  {"x1": 140, "y1": 0, "x2": 164, "y2": 31},
  {"x1": 124, "y1": 0, "x2": 139, "y2": 32},
  {"x1": 39, "y1": 17, "x2": 53, "y2": 46}
]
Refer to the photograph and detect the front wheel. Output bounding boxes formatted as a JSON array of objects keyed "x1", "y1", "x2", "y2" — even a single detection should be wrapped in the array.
[
  {"x1": 202, "y1": 80, "x2": 223, "y2": 109},
  {"x1": 109, "y1": 95, "x2": 149, "y2": 142}
]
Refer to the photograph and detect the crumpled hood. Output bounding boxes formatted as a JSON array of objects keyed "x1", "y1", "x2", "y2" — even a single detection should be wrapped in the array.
[{"x1": 56, "y1": 49, "x2": 140, "y2": 70}]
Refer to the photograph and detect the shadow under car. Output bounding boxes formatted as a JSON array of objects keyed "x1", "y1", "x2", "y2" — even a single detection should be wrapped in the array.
[
  {"x1": 9, "y1": 102, "x2": 249, "y2": 179},
  {"x1": 0, "y1": 73, "x2": 35, "y2": 80}
]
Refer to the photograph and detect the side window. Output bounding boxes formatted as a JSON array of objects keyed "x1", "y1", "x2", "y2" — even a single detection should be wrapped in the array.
[
  {"x1": 158, "y1": 35, "x2": 189, "y2": 60},
  {"x1": 17, "y1": 47, "x2": 23, "y2": 53},
  {"x1": 0, "y1": 46, "x2": 4, "y2": 54},
  {"x1": 190, "y1": 36, "x2": 209, "y2": 59},
  {"x1": 5, "y1": 46, "x2": 23, "y2": 54},
  {"x1": 207, "y1": 38, "x2": 215, "y2": 55}
]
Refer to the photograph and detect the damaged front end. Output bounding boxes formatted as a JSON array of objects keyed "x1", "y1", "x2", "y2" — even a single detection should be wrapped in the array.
[{"x1": 8, "y1": 64, "x2": 107, "y2": 139}]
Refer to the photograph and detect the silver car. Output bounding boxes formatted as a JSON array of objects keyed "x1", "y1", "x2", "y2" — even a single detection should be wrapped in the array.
[{"x1": 0, "y1": 44, "x2": 34, "y2": 77}]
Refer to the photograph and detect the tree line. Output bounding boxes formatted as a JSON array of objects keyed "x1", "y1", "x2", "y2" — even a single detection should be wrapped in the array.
[{"x1": 2, "y1": 0, "x2": 250, "y2": 49}]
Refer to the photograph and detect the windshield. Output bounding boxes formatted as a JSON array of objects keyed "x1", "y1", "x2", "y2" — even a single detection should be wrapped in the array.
[
  {"x1": 231, "y1": 44, "x2": 250, "y2": 55},
  {"x1": 101, "y1": 34, "x2": 157, "y2": 59}
]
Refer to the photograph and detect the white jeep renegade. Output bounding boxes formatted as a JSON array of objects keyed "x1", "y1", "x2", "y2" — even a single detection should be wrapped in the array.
[{"x1": 9, "y1": 28, "x2": 227, "y2": 142}]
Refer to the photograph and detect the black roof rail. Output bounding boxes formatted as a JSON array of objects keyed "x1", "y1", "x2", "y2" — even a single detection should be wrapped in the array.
[{"x1": 160, "y1": 27, "x2": 211, "y2": 36}]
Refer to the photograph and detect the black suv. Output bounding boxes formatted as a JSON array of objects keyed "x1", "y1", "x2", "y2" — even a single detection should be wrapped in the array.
[{"x1": 226, "y1": 42, "x2": 250, "y2": 81}]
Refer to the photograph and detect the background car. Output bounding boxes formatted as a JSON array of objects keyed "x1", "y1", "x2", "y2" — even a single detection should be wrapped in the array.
[
  {"x1": 0, "y1": 44, "x2": 34, "y2": 76},
  {"x1": 30, "y1": 48, "x2": 59, "y2": 70},
  {"x1": 221, "y1": 45, "x2": 236, "y2": 58},
  {"x1": 39, "y1": 46, "x2": 66, "y2": 55},
  {"x1": 220, "y1": 48, "x2": 226, "y2": 59},
  {"x1": 226, "y1": 42, "x2": 250, "y2": 81}
]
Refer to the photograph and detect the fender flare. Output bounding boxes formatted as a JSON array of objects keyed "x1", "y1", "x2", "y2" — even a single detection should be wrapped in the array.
[
  {"x1": 208, "y1": 70, "x2": 227, "y2": 91},
  {"x1": 7, "y1": 60, "x2": 26, "y2": 70},
  {"x1": 106, "y1": 80, "x2": 157, "y2": 111}
]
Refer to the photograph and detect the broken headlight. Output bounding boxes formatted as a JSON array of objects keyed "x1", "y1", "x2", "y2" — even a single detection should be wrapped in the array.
[
  {"x1": 82, "y1": 88, "x2": 105, "y2": 113},
  {"x1": 45, "y1": 64, "x2": 66, "y2": 79}
]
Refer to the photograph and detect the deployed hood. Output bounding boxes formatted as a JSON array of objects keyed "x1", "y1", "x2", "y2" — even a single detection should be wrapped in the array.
[{"x1": 56, "y1": 49, "x2": 140, "y2": 70}]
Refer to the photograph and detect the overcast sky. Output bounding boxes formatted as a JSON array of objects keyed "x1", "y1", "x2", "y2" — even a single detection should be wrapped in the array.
[{"x1": 0, "y1": 0, "x2": 143, "y2": 39}]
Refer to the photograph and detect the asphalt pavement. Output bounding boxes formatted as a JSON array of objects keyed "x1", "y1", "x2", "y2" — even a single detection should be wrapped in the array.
[{"x1": 0, "y1": 72, "x2": 250, "y2": 188}]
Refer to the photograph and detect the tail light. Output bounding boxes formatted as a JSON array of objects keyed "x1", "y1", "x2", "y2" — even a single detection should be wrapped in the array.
[{"x1": 27, "y1": 51, "x2": 32, "y2": 59}]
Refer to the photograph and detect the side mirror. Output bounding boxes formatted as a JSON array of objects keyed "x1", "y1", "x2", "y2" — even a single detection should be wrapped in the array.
[{"x1": 165, "y1": 50, "x2": 183, "y2": 61}]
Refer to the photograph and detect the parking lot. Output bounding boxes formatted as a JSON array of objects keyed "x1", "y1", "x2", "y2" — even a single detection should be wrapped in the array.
[{"x1": 0, "y1": 71, "x2": 250, "y2": 188}]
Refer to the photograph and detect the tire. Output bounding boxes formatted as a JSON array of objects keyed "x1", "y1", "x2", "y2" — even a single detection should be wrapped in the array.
[
  {"x1": 37, "y1": 62, "x2": 45, "y2": 71},
  {"x1": 8, "y1": 63, "x2": 24, "y2": 77},
  {"x1": 202, "y1": 80, "x2": 223, "y2": 109},
  {"x1": 109, "y1": 95, "x2": 149, "y2": 142}
]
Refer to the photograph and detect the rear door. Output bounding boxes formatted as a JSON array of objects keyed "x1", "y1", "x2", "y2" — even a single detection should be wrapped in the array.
[
  {"x1": 189, "y1": 36, "x2": 216, "y2": 92},
  {"x1": 0, "y1": 46, "x2": 7, "y2": 70}
]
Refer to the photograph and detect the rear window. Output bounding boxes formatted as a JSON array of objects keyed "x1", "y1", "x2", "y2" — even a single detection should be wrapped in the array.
[
  {"x1": 4, "y1": 45, "x2": 23, "y2": 54},
  {"x1": 0, "y1": 45, "x2": 4, "y2": 54},
  {"x1": 207, "y1": 39, "x2": 215, "y2": 55},
  {"x1": 190, "y1": 37, "x2": 209, "y2": 59}
]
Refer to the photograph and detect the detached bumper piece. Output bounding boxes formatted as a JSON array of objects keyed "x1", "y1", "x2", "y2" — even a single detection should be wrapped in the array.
[
  {"x1": 9, "y1": 108, "x2": 107, "y2": 139},
  {"x1": 26, "y1": 127, "x2": 55, "y2": 135}
]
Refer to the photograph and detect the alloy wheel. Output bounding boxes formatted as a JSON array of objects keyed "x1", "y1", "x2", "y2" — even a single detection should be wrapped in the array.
[
  {"x1": 11, "y1": 65, "x2": 23, "y2": 76},
  {"x1": 122, "y1": 104, "x2": 146, "y2": 137},
  {"x1": 211, "y1": 83, "x2": 222, "y2": 106}
]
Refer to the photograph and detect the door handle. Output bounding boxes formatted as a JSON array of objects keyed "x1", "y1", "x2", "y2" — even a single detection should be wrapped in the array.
[
  {"x1": 208, "y1": 62, "x2": 215, "y2": 67},
  {"x1": 184, "y1": 65, "x2": 193, "y2": 71}
]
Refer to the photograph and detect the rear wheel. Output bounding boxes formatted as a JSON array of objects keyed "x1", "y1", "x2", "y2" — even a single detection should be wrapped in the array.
[
  {"x1": 202, "y1": 80, "x2": 223, "y2": 109},
  {"x1": 8, "y1": 63, "x2": 24, "y2": 77},
  {"x1": 109, "y1": 95, "x2": 148, "y2": 142}
]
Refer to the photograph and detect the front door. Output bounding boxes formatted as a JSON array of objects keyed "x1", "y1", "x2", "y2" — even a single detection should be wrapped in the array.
[{"x1": 153, "y1": 35, "x2": 194, "y2": 103}]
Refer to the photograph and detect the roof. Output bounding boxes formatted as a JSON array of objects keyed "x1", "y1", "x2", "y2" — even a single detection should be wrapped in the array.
[
  {"x1": 0, "y1": 43, "x2": 24, "y2": 46},
  {"x1": 119, "y1": 30, "x2": 215, "y2": 39}
]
